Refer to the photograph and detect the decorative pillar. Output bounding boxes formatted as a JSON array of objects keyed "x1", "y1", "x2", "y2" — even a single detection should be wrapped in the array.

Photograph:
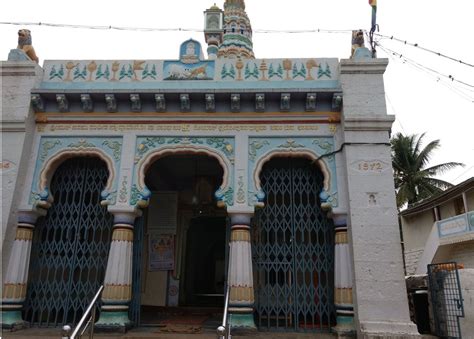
[
  {"x1": 227, "y1": 213, "x2": 256, "y2": 330},
  {"x1": 2, "y1": 210, "x2": 43, "y2": 329},
  {"x1": 95, "y1": 212, "x2": 136, "y2": 331},
  {"x1": 332, "y1": 214, "x2": 356, "y2": 336}
]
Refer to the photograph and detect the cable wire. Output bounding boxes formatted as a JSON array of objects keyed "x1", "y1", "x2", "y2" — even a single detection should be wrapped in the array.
[
  {"x1": 377, "y1": 42, "x2": 474, "y2": 103},
  {"x1": 376, "y1": 42, "x2": 474, "y2": 91},
  {"x1": 374, "y1": 32, "x2": 474, "y2": 68},
  {"x1": 0, "y1": 21, "x2": 355, "y2": 34}
]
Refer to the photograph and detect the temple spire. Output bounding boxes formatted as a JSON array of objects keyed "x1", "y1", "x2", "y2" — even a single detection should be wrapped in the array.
[
  {"x1": 217, "y1": 0, "x2": 254, "y2": 59},
  {"x1": 224, "y1": 0, "x2": 245, "y2": 9}
]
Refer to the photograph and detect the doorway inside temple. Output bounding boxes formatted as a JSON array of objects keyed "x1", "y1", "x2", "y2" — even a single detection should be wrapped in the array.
[
  {"x1": 184, "y1": 216, "x2": 227, "y2": 307},
  {"x1": 130, "y1": 154, "x2": 227, "y2": 326}
]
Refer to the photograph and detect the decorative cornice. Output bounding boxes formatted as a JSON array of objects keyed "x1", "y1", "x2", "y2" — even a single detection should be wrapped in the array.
[
  {"x1": 343, "y1": 115, "x2": 395, "y2": 132},
  {"x1": 339, "y1": 58, "x2": 389, "y2": 75},
  {"x1": 0, "y1": 61, "x2": 42, "y2": 76},
  {"x1": 0, "y1": 121, "x2": 26, "y2": 132}
]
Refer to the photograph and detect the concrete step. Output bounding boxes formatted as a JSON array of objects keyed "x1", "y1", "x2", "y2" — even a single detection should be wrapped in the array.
[
  {"x1": 0, "y1": 328, "x2": 441, "y2": 338},
  {"x1": 2, "y1": 327, "x2": 337, "y2": 339}
]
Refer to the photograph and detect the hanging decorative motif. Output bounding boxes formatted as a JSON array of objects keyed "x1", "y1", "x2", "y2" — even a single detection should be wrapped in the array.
[
  {"x1": 29, "y1": 137, "x2": 122, "y2": 207},
  {"x1": 248, "y1": 137, "x2": 338, "y2": 209},
  {"x1": 132, "y1": 136, "x2": 235, "y2": 208}
]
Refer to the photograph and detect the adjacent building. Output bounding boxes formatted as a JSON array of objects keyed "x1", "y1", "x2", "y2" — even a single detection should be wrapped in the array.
[{"x1": 400, "y1": 177, "x2": 474, "y2": 337}]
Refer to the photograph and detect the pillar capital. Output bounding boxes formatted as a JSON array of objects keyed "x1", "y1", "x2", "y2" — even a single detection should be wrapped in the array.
[
  {"x1": 17, "y1": 208, "x2": 46, "y2": 224},
  {"x1": 228, "y1": 212, "x2": 253, "y2": 226},
  {"x1": 108, "y1": 206, "x2": 142, "y2": 225},
  {"x1": 330, "y1": 212, "x2": 348, "y2": 227}
]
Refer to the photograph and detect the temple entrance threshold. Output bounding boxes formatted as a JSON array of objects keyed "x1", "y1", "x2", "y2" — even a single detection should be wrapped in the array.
[{"x1": 132, "y1": 154, "x2": 227, "y2": 328}]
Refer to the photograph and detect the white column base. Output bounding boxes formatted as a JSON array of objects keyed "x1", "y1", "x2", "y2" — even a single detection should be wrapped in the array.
[{"x1": 358, "y1": 320, "x2": 420, "y2": 338}]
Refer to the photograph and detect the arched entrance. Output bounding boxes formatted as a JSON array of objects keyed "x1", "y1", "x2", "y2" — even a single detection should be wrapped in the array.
[
  {"x1": 132, "y1": 154, "x2": 227, "y2": 325},
  {"x1": 24, "y1": 157, "x2": 114, "y2": 327},
  {"x1": 252, "y1": 157, "x2": 336, "y2": 332}
]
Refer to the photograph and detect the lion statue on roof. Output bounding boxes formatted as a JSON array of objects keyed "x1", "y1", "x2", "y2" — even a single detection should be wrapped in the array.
[
  {"x1": 351, "y1": 30, "x2": 365, "y2": 58},
  {"x1": 17, "y1": 29, "x2": 39, "y2": 63}
]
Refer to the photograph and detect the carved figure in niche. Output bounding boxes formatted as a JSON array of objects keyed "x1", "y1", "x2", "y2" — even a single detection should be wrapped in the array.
[
  {"x1": 17, "y1": 29, "x2": 39, "y2": 63},
  {"x1": 351, "y1": 30, "x2": 365, "y2": 58},
  {"x1": 190, "y1": 66, "x2": 207, "y2": 79},
  {"x1": 186, "y1": 42, "x2": 196, "y2": 56},
  {"x1": 368, "y1": 193, "x2": 377, "y2": 206}
]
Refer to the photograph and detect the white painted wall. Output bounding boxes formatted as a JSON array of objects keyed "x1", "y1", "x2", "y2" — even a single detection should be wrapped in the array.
[
  {"x1": 405, "y1": 248, "x2": 424, "y2": 276},
  {"x1": 1, "y1": 61, "x2": 42, "y2": 272},
  {"x1": 448, "y1": 240, "x2": 474, "y2": 269},
  {"x1": 402, "y1": 211, "x2": 435, "y2": 250},
  {"x1": 340, "y1": 57, "x2": 418, "y2": 337},
  {"x1": 439, "y1": 201, "x2": 457, "y2": 220}
]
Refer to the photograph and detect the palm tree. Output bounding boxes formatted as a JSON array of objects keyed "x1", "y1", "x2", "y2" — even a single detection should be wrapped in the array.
[{"x1": 391, "y1": 132, "x2": 464, "y2": 209}]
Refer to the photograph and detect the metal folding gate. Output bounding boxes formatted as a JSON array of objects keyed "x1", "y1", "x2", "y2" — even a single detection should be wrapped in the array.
[
  {"x1": 252, "y1": 158, "x2": 335, "y2": 332},
  {"x1": 428, "y1": 262, "x2": 464, "y2": 339},
  {"x1": 24, "y1": 157, "x2": 114, "y2": 327}
]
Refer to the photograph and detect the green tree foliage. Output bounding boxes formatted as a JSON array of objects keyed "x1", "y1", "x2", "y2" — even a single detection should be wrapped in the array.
[{"x1": 391, "y1": 132, "x2": 464, "y2": 209}]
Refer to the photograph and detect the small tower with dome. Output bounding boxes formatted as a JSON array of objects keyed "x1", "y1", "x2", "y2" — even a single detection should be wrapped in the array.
[{"x1": 204, "y1": 0, "x2": 255, "y2": 59}]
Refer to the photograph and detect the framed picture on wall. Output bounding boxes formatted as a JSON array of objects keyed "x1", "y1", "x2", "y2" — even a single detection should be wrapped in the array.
[{"x1": 148, "y1": 233, "x2": 175, "y2": 271}]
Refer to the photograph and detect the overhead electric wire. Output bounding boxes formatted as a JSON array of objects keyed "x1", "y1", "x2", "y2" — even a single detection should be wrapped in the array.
[
  {"x1": 381, "y1": 47, "x2": 474, "y2": 103},
  {"x1": 374, "y1": 32, "x2": 474, "y2": 68},
  {"x1": 0, "y1": 21, "x2": 203, "y2": 32},
  {"x1": 452, "y1": 165, "x2": 474, "y2": 182},
  {"x1": 4, "y1": 20, "x2": 473, "y2": 100},
  {"x1": 0, "y1": 21, "x2": 354, "y2": 34},
  {"x1": 376, "y1": 42, "x2": 474, "y2": 103},
  {"x1": 376, "y1": 42, "x2": 474, "y2": 90}
]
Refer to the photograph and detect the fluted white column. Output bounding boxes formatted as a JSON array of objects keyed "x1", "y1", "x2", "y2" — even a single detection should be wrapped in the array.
[
  {"x1": 227, "y1": 213, "x2": 256, "y2": 330},
  {"x1": 1, "y1": 211, "x2": 43, "y2": 328},
  {"x1": 332, "y1": 214, "x2": 355, "y2": 335},
  {"x1": 96, "y1": 212, "x2": 135, "y2": 330}
]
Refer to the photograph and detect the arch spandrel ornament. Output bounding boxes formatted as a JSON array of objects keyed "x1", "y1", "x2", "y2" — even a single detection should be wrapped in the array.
[
  {"x1": 248, "y1": 137, "x2": 338, "y2": 210},
  {"x1": 132, "y1": 136, "x2": 235, "y2": 209},
  {"x1": 29, "y1": 137, "x2": 123, "y2": 209}
]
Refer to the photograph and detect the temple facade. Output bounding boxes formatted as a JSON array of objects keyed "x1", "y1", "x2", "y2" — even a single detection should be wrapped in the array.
[{"x1": 1, "y1": 1, "x2": 420, "y2": 337}]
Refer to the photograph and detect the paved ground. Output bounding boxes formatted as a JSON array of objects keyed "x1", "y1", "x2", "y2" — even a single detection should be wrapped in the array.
[
  {"x1": 1, "y1": 327, "x2": 338, "y2": 339},
  {"x1": 1, "y1": 327, "x2": 440, "y2": 339}
]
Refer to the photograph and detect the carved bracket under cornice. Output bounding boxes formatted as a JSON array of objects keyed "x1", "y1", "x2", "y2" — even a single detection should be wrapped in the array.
[{"x1": 29, "y1": 91, "x2": 344, "y2": 114}]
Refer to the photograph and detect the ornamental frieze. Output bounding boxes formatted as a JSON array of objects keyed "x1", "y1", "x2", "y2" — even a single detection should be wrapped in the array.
[
  {"x1": 132, "y1": 136, "x2": 235, "y2": 209},
  {"x1": 248, "y1": 136, "x2": 338, "y2": 209},
  {"x1": 41, "y1": 58, "x2": 339, "y2": 86},
  {"x1": 29, "y1": 137, "x2": 123, "y2": 208}
]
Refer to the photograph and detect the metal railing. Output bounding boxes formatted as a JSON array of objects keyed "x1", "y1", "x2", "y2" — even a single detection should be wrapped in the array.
[
  {"x1": 62, "y1": 285, "x2": 104, "y2": 339},
  {"x1": 217, "y1": 241, "x2": 232, "y2": 339},
  {"x1": 217, "y1": 283, "x2": 231, "y2": 339}
]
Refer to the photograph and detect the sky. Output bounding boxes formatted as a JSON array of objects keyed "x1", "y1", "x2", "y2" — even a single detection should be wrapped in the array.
[{"x1": 1, "y1": 0, "x2": 473, "y2": 185}]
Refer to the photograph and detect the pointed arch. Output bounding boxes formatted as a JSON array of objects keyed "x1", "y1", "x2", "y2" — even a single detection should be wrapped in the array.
[
  {"x1": 36, "y1": 149, "x2": 116, "y2": 207},
  {"x1": 136, "y1": 145, "x2": 231, "y2": 194},
  {"x1": 253, "y1": 149, "x2": 331, "y2": 199}
]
